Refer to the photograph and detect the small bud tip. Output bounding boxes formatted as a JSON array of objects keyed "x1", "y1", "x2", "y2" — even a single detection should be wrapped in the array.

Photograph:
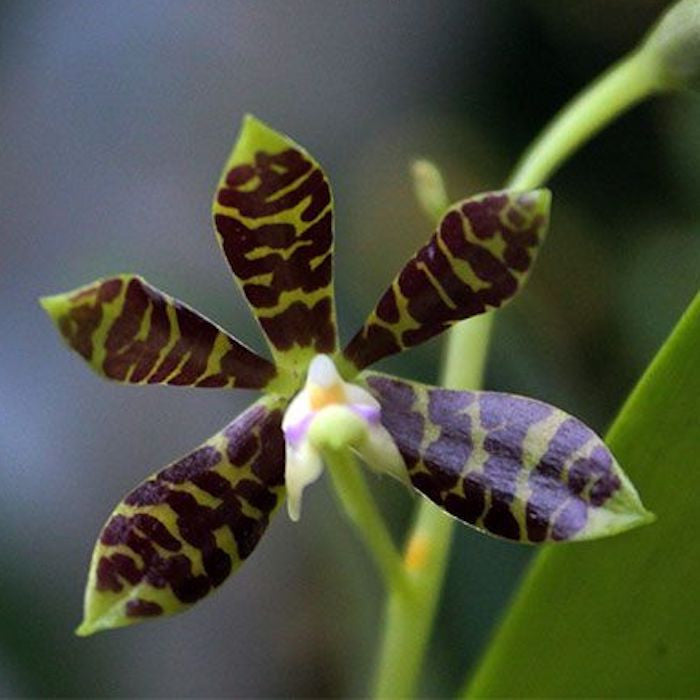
[
  {"x1": 644, "y1": 0, "x2": 700, "y2": 90},
  {"x1": 411, "y1": 158, "x2": 449, "y2": 222},
  {"x1": 404, "y1": 533, "x2": 430, "y2": 572}
]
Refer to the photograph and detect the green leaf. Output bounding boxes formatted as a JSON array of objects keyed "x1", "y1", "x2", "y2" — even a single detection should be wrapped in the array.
[{"x1": 464, "y1": 290, "x2": 700, "y2": 697}]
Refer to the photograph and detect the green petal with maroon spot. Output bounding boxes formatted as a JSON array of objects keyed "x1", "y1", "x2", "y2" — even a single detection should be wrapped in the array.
[
  {"x1": 343, "y1": 189, "x2": 551, "y2": 373},
  {"x1": 362, "y1": 372, "x2": 653, "y2": 543},
  {"x1": 212, "y1": 115, "x2": 338, "y2": 377},
  {"x1": 76, "y1": 394, "x2": 287, "y2": 635},
  {"x1": 41, "y1": 275, "x2": 279, "y2": 391}
]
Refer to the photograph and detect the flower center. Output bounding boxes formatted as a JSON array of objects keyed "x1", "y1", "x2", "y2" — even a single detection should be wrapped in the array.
[
  {"x1": 308, "y1": 382, "x2": 345, "y2": 411},
  {"x1": 281, "y1": 354, "x2": 405, "y2": 521}
]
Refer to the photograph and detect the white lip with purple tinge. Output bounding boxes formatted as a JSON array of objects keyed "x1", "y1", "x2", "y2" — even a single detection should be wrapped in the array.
[
  {"x1": 283, "y1": 403, "x2": 381, "y2": 449},
  {"x1": 281, "y1": 355, "x2": 407, "y2": 521}
]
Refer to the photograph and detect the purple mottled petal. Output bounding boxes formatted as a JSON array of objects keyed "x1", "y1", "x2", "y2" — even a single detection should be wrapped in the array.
[{"x1": 362, "y1": 371, "x2": 650, "y2": 544}]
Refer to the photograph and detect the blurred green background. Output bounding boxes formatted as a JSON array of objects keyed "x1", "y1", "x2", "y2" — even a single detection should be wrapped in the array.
[{"x1": 1, "y1": 1, "x2": 698, "y2": 696}]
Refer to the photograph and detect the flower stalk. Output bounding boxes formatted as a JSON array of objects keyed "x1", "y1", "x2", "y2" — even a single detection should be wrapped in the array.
[
  {"x1": 372, "y1": 165, "x2": 495, "y2": 699},
  {"x1": 372, "y1": 25, "x2": 671, "y2": 699},
  {"x1": 507, "y1": 48, "x2": 665, "y2": 192},
  {"x1": 324, "y1": 448, "x2": 410, "y2": 597}
]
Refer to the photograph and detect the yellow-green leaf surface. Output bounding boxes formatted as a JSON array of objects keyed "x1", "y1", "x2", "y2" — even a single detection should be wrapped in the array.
[
  {"x1": 465, "y1": 290, "x2": 700, "y2": 697},
  {"x1": 212, "y1": 115, "x2": 337, "y2": 376}
]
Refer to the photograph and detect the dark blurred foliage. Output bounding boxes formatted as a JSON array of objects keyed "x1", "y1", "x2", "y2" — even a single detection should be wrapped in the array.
[{"x1": 1, "y1": 1, "x2": 697, "y2": 697}]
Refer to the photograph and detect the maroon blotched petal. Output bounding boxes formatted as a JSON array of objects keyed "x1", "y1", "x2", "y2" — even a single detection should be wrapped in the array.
[
  {"x1": 42, "y1": 275, "x2": 279, "y2": 390},
  {"x1": 212, "y1": 116, "x2": 337, "y2": 374},
  {"x1": 78, "y1": 395, "x2": 287, "y2": 635},
  {"x1": 343, "y1": 189, "x2": 551, "y2": 373}
]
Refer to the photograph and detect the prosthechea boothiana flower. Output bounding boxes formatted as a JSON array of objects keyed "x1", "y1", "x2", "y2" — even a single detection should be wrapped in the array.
[{"x1": 42, "y1": 116, "x2": 653, "y2": 636}]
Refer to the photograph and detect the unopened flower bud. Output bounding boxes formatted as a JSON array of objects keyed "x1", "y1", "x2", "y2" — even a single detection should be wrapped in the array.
[
  {"x1": 643, "y1": 0, "x2": 700, "y2": 90},
  {"x1": 411, "y1": 159, "x2": 449, "y2": 223}
]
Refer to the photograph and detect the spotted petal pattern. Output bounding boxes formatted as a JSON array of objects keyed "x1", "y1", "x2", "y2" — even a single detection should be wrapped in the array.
[
  {"x1": 213, "y1": 115, "x2": 337, "y2": 376},
  {"x1": 42, "y1": 275, "x2": 278, "y2": 390},
  {"x1": 363, "y1": 373, "x2": 652, "y2": 543},
  {"x1": 343, "y1": 189, "x2": 551, "y2": 373},
  {"x1": 77, "y1": 396, "x2": 286, "y2": 635}
]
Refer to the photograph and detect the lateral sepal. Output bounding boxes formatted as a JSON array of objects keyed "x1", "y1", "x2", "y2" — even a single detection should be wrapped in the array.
[
  {"x1": 77, "y1": 395, "x2": 286, "y2": 635},
  {"x1": 363, "y1": 372, "x2": 653, "y2": 543},
  {"x1": 42, "y1": 275, "x2": 278, "y2": 390}
]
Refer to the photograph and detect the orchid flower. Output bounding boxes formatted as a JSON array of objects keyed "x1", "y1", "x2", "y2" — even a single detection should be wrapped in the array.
[{"x1": 42, "y1": 116, "x2": 652, "y2": 635}]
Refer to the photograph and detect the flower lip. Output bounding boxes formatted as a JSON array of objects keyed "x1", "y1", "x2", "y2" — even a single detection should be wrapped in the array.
[
  {"x1": 283, "y1": 413, "x2": 314, "y2": 449},
  {"x1": 350, "y1": 403, "x2": 381, "y2": 425},
  {"x1": 282, "y1": 354, "x2": 378, "y2": 448},
  {"x1": 281, "y1": 354, "x2": 404, "y2": 521},
  {"x1": 283, "y1": 404, "x2": 381, "y2": 450}
]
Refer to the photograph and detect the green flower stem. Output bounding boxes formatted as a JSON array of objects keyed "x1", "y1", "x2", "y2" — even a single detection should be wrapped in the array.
[
  {"x1": 440, "y1": 312, "x2": 494, "y2": 390},
  {"x1": 325, "y1": 448, "x2": 410, "y2": 597},
  {"x1": 507, "y1": 47, "x2": 665, "y2": 190},
  {"x1": 371, "y1": 503, "x2": 454, "y2": 698},
  {"x1": 372, "y1": 314, "x2": 493, "y2": 699},
  {"x1": 372, "y1": 43, "x2": 665, "y2": 699}
]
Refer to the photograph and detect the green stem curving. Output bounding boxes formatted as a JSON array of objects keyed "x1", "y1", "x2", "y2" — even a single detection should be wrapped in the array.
[
  {"x1": 507, "y1": 48, "x2": 664, "y2": 190},
  {"x1": 372, "y1": 41, "x2": 665, "y2": 699}
]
